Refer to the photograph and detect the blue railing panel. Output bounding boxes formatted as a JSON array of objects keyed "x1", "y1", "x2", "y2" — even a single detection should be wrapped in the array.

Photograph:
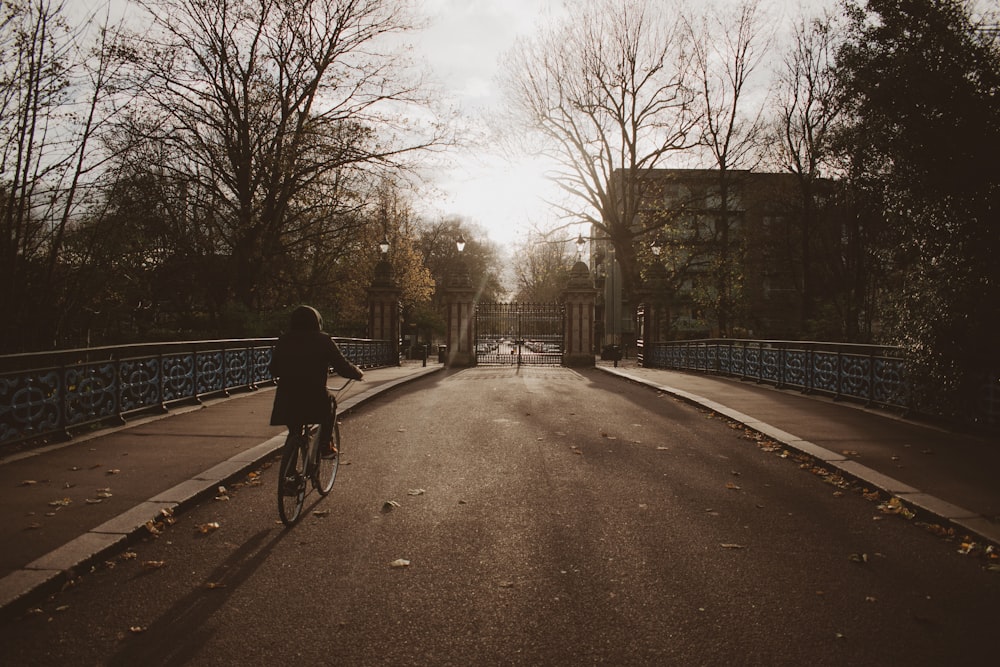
[
  {"x1": 839, "y1": 354, "x2": 872, "y2": 401},
  {"x1": 640, "y1": 339, "x2": 910, "y2": 413},
  {"x1": 64, "y1": 361, "x2": 118, "y2": 427},
  {"x1": 0, "y1": 370, "x2": 61, "y2": 442},
  {"x1": 760, "y1": 348, "x2": 780, "y2": 383},
  {"x1": 197, "y1": 351, "x2": 225, "y2": 395},
  {"x1": 162, "y1": 354, "x2": 195, "y2": 402},
  {"x1": 224, "y1": 349, "x2": 250, "y2": 389},
  {"x1": 1, "y1": 336, "x2": 397, "y2": 447},
  {"x1": 783, "y1": 348, "x2": 808, "y2": 390}
]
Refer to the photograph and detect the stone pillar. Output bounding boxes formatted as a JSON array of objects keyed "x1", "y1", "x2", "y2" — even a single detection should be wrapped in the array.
[
  {"x1": 368, "y1": 258, "x2": 401, "y2": 365},
  {"x1": 562, "y1": 260, "x2": 597, "y2": 367},
  {"x1": 443, "y1": 260, "x2": 476, "y2": 367}
]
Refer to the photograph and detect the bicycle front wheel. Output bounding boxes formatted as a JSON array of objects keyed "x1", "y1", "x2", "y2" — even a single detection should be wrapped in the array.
[
  {"x1": 277, "y1": 433, "x2": 307, "y2": 526},
  {"x1": 315, "y1": 421, "x2": 341, "y2": 496}
]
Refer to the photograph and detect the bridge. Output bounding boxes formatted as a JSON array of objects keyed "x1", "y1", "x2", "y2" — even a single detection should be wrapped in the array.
[{"x1": 1, "y1": 357, "x2": 998, "y2": 619}]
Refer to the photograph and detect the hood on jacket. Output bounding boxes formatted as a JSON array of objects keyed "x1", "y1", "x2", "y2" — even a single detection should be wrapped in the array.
[{"x1": 289, "y1": 305, "x2": 323, "y2": 332}]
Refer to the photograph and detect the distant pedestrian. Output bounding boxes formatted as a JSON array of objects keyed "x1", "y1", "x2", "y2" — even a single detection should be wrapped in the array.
[{"x1": 269, "y1": 305, "x2": 364, "y2": 455}]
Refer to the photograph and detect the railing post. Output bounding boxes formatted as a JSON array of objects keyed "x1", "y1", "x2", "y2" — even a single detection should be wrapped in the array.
[{"x1": 777, "y1": 342, "x2": 785, "y2": 389}]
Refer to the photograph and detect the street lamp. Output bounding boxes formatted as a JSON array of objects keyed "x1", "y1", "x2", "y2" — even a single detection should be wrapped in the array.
[
  {"x1": 456, "y1": 233, "x2": 466, "y2": 253},
  {"x1": 379, "y1": 235, "x2": 390, "y2": 256},
  {"x1": 650, "y1": 233, "x2": 664, "y2": 257},
  {"x1": 576, "y1": 233, "x2": 587, "y2": 258}
]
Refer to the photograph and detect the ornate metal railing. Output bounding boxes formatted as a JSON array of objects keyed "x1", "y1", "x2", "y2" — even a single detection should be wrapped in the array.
[
  {"x1": 0, "y1": 337, "x2": 396, "y2": 447},
  {"x1": 639, "y1": 339, "x2": 909, "y2": 411}
]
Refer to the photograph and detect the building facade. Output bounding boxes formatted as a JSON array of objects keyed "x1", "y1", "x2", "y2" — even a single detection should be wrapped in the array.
[{"x1": 592, "y1": 168, "x2": 839, "y2": 349}]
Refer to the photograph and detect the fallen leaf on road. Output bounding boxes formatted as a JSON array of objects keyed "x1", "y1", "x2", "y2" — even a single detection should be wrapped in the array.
[
  {"x1": 85, "y1": 498, "x2": 103, "y2": 504},
  {"x1": 197, "y1": 522, "x2": 220, "y2": 534},
  {"x1": 106, "y1": 469, "x2": 121, "y2": 475},
  {"x1": 48, "y1": 498, "x2": 72, "y2": 507},
  {"x1": 129, "y1": 626, "x2": 146, "y2": 634},
  {"x1": 877, "y1": 497, "x2": 915, "y2": 519},
  {"x1": 390, "y1": 558, "x2": 411, "y2": 568},
  {"x1": 720, "y1": 543, "x2": 746, "y2": 549},
  {"x1": 849, "y1": 553, "x2": 869, "y2": 564},
  {"x1": 205, "y1": 582, "x2": 226, "y2": 589},
  {"x1": 20, "y1": 480, "x2": 37, "y2": 486},
  {"x1": 382, "y1": 500, "x2": 400, "y2": 513},
  {"x1": 407, "y1": 489, "x2": 426, "y2": 496},
  {"x1": 725, "y1": 482, "x2": 741, "y2": 490},
  {"x1": 141, "y1": 560, "x2": 166, "y2": 570},
  {"x1": 312, "y1": 510, "x2": 331, "y2": 517}
]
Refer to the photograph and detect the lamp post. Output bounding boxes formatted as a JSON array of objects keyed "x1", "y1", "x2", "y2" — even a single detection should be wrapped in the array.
[
  {"x1": 639, "y1": 232, "x2": 670, "y2": 365},
  {"x1": 444, "y1": 232, "x2": 475, "y2": 367},
  {"x1": 368, "y1": 236, "x2": 401, "y2": 366}
]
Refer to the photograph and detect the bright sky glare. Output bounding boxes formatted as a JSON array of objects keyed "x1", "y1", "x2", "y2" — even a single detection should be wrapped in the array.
[{"x1": 409, "y1": 0, "x2": 570, "y2": 247}]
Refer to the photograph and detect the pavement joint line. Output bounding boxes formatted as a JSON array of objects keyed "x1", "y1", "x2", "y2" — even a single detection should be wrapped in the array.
[
  {"x1": 0, "y1": 364, "x2": 443, "y2": 617},
  {"x1": 596, "y1": 365, "x2": 1000, "y2": 550}
]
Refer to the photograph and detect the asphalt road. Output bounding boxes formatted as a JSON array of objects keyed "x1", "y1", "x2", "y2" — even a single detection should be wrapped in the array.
[{"x1": 2, "y1": 367, "x2": 997, "y2": 666}]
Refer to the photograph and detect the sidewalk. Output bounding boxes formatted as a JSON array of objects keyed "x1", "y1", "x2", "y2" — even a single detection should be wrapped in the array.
[
  {"x1": 597, "y1": 360, "x2": 1000, "y2": 551},
  {"x1": 0, "y1": 361, "x2": 443, "y2": 616}
]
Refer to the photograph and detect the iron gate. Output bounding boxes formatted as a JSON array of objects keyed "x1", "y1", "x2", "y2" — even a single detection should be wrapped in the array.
[{"x1": 475, "y1": 302, "x2": 564, "y2": 366}]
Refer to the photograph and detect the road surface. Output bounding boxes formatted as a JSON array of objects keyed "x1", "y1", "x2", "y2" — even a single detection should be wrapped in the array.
[{"x1": 2, "y1": 367, "x2": 996, "y2": 666}]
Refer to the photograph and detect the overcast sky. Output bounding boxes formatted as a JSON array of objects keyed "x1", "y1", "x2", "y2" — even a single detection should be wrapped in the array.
[
  {"x1": 409, "y1": 0, "x2": 570, "y2": 247},
  {"x1": 72, "y1": 0, "x2": 846, "y2": 248}
]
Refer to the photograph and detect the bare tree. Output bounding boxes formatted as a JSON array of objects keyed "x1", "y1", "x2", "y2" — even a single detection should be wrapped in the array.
[
  {"x1": 0, "y1": 0, "x2": 121, "y2": 350},
  {"x1": 511, "y1": 233, "x2": 573, "y2": 303},
  {"x1": 499, "y1": 0, "x2": 698, "y2": 310},
  {"x1": 114, "y1": 0, "x2": 448, "y2": 310},
  {"x1": 769, "y1": 10, "x2": 848, "y2": 334},
  {"x1": 687, "y1": 0, "x2": 770, "y2": 336}
]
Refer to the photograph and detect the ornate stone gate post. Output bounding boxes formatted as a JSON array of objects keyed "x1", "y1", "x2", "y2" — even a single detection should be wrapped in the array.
[
  {"x1": 562, "y1": 261, "x2": 597, "y2": 367},
  {"x1": 444, "y1": 261, "x2": 476, "y2": 368},
  {"x1": 368, "y1": 255, "x2": 401, "y2": 365}
]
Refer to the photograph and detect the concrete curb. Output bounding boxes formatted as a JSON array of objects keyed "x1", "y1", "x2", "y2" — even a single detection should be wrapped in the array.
[
  {"x1": 0, "y1": 365, "x2": 442, "y2": 618},
  {"x1": 597, "y1": 366, "x2": 1000, "y2": 550}
]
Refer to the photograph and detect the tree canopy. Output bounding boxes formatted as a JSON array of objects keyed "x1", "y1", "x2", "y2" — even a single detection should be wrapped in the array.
[{"x1": 834, "y1": 0, "x2": 1000, "y2": 418}]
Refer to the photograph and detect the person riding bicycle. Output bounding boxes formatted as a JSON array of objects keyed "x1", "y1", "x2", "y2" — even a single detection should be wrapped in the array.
[{"x1": 269, "y1": 305, "x2": 364, "y2": 456}]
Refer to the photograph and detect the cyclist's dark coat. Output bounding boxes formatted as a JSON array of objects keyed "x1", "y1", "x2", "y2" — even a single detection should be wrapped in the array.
[{"x1": 269, "y1": 306, "x2": 363, "y2": 426}]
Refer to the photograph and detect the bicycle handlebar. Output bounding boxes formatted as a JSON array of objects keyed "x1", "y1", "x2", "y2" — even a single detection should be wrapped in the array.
[{"x1": 328, "y1": 378, "x2": 354, "y2": 392}]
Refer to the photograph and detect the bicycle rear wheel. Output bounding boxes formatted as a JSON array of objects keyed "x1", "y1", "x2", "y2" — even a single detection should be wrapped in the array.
[
  {"x1": 277, "y1": 432, "x2": 307, "y2": 526},
  {"x1": 315, "y1": 421, "x2": 340, "y2": 495}
]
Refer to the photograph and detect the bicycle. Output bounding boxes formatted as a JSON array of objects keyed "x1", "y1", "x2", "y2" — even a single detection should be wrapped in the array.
[{"x1": 277, "y1": 379, "x2": 352, "y2": 526}]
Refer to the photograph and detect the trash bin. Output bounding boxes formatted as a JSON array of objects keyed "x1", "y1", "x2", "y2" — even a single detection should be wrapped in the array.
[{"x1": 437, "y1": 345, "x2": 448, "y2": 363}]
